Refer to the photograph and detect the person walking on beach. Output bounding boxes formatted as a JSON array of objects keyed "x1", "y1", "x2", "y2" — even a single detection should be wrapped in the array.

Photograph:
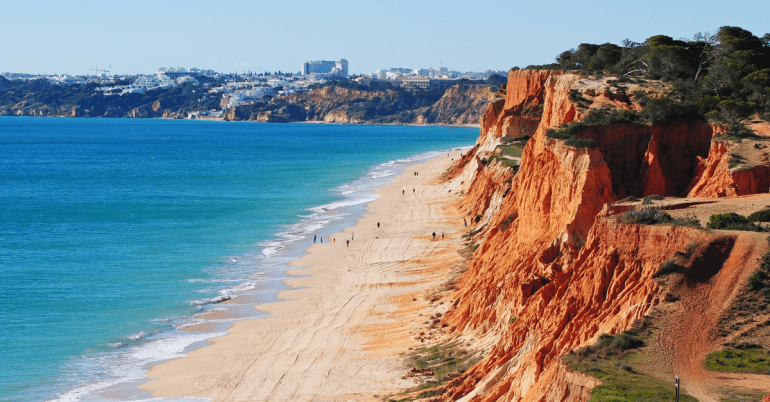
[
  {"x1": 464, "y1": 218, "x2": 467, "y2": 227},
  {"x1": 377, "y1": 222, "x2": 380, "y2": 229},
  {"x1": 346, "y1": 240, "x2": 349, "y2": 247},
  {"x1": 402, "y1": 190, "x2": 405, "y2": 195},
  {"x1": 442, "y1": 232, "x2": 444, "y2": 240},
  {"x1": 314, "y1": 234, "x2": 316, "y2": 243},
  {"x1": 320, "y1": 236, "x2": 323, "y2": 243},
  {"x1": 432, "y1": 232, "x2": 436, "y2": 240}
]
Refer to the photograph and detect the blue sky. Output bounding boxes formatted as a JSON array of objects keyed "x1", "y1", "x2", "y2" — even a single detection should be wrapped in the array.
[{"x1": 2, "y1": 0, "x2": 768, "y2": 76}]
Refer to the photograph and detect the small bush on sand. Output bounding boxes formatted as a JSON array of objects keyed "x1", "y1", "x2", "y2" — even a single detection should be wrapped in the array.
[
  {"x1": 748, "y1": 270, "x2": 769, "y2": 291},
  {"x1": 654, "y1": 260, "x2": 685, "y2": 277},
  {"x1": 706, "y1": 213, "x2": 765, "y2": 231},
  {"x1": 748, "y1": 208, "x2": 770, "y2": 222},
  {"x1": 619, "y1": 209, "x2": 673, "y2": 225}
]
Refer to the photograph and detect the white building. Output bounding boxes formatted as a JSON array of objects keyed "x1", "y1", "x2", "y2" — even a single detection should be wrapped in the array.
[
  {"x1": 227, "y1": 87, "x2": 276, "y2": 108},
  {"x1": 301, "y1": 59, "x2": 348, "y2": 77}
]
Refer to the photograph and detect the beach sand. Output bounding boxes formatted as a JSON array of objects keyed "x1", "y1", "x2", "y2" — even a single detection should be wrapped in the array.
[{"x1": 139, "y1": 153, "x2": 467, "y2": 401}]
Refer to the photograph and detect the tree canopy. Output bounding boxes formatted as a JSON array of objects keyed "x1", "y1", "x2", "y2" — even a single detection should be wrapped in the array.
[{"x1": 531, "y1": 26, "x2": 770, "y2": 127}]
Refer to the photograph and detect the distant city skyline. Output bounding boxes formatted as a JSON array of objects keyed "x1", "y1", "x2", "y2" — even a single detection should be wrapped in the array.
[{"x1": 2, "y1": 0, "x2": 768, "y2": 76}]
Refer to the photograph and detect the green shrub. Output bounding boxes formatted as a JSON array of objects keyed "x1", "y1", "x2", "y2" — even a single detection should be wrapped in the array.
[
  {"x1": 728, "y1": 153, "x2": 746, "y2": 168},
  {"x1": 546, "y1": 127, "x2": 573, "y2": 139},
  {"x1": 761, "y1": 248, "x2": 770, "y2": 272},
  {"x1": 569, "y1": 89, "x2": 593, "y2": 107},
  {"x1": 564, "y1": 137, "x2": 600, "y2": 149},
  {"x1": 640, "y1": 97, "x2": 701, "y2": 124},
  {"x1": 654, "y1": 260, "x2": 685, "y2": 277},
  {"x1": 619, "y1": 209, "x2": 673, "y2": 225},
  {"x1": 747, "y1": 209, "x2": 770, "y2": 222},
  {"x1": 748, "y1": 270, "x2": 769, "y2": 291},
  {"x1": 500, "y1": 213, "x2": 517, "y2": 232},
  {"x1": 642, "y1": 194, "x2": 664, "y2": 205},
  {"x1": 582, "y1": 107, "x2": 642, "y2": 126},
  {"x1": 670, "y1": 215, "x2": 702, "y2": 228},
  {"x1": 706, "y1": 213, "x2": 764, "y2": 231},
  {"x1": 761, "y1": 113, "x2": 770, "y2": 123}
]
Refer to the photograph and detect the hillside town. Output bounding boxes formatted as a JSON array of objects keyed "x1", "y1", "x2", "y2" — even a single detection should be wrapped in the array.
[{"x1": 1, "y1": 59, "x2": 505, "y2": 119}]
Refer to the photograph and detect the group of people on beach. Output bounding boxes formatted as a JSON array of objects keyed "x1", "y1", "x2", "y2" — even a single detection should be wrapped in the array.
[{"x1": 314, "y1": 162, "x2": 463, "y2": 248}]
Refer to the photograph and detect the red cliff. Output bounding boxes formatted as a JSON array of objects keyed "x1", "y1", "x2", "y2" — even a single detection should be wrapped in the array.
[
  {"x1": 687, "y1": 141, "x2": 770, "y2": 197},
  {"x1": 440, "y1": 69, "x2": 770, "y2": 401}
]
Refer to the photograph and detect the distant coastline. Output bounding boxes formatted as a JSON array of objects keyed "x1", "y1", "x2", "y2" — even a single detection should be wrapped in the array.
[{"x1": 0, "y1": 75, "x2": 501, "y2": 126}]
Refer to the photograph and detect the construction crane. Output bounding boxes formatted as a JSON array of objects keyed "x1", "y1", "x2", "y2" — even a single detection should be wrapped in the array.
[{"x1": 90, "y1": 65, "x2": 111, "y2": 75}]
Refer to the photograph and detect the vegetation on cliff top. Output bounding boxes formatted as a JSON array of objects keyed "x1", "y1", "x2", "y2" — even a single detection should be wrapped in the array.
[
  {"x1": 706, "y1": 212, "x2": 767, "y2": 231},
  {"x1": 529, "y1": 26, "x2": 770, "y2": 136},
  {"x1": 705, "y1": 346, "x2": 770, "y2": 375},
  {"x1": 545, "y1": 99, "x2": 704, "y2": 148},
  {"x1": 564, "y1": 327, "x2": 698, "y2": 402}
]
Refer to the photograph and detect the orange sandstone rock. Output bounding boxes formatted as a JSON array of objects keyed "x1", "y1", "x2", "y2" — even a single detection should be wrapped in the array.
[
  {"x1": 442, "y1": 69, "x2": 770, "y2": 401},
  {"x1": 687, "y1": 141, "x2": 770, "y2": 197}
]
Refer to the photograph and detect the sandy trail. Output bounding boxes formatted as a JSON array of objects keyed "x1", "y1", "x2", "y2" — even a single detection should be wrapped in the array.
[{"x1": 139, "y1": 153, "x2": 466, "y2": 402}]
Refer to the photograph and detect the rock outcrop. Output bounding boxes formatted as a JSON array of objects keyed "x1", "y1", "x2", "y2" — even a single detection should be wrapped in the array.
[
  {"x1": 687, "y1": 141, "x2": 770, "y2": 197},
  {"x1": 225, "y1": 83, "x2": 492, "y2": 125}
]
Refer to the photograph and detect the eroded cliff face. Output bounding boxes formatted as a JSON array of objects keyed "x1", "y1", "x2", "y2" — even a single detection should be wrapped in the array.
[
  {"x1": 687, "y1": 141, "x2": 770, "y2": 197},
  {"x1": 441, "y1": 69, "x2": 770, "y2": 401},
  {"x1": 225, "y1": 84, "x2": 492, "y2": 125}
]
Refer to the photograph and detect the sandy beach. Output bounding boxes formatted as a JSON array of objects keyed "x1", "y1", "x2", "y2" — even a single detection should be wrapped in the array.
[{"x1": 139, "y1": 152, "x2": 468, "y2": 401}]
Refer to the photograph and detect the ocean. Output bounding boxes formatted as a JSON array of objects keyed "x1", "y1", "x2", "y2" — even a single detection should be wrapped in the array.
[{"x1": 0, "y1": 117, "x2": 477, "y2": 402}]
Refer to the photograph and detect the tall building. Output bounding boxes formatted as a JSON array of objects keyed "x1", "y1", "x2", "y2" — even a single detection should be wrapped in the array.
[{"x1": 301, "y1": 59, "x2": 348, "y2": 77}]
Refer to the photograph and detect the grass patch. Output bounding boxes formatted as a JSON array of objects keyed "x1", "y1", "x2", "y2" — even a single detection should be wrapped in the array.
[
  {"x1": 704, "y1": 347, "x2": 770, "y2": 374},
  {"x1": 488, "y1": 144, "x2": 523, "y2": 171},
  {"x1": 717, "y1": 388, "x2": 769, "y2": 402},
  {"x1": 388, "y1": 341, "x2": 482, "y2": 402},
  {"x1": 564, "y1": 329, "x2": 698, "y2": 402},
  {"x1": 497, "y1": 144, "x2": 524, "y2": 158},
  {"x1": 487, "y1": 154, "x2": 519, "y2": 170}
]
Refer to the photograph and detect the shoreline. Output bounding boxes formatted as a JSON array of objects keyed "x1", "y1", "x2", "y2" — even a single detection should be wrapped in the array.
[
  {"x1": 0, "y1": 115, "x2": 480, "y2": 128},
  {"x1": 138, "y1": 152, "x2": 468, "y2": 401}
]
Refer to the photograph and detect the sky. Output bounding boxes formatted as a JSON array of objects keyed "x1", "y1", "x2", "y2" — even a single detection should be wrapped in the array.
[{"x1": 2, "y1": 0, "x2": 769, "y2": 76}]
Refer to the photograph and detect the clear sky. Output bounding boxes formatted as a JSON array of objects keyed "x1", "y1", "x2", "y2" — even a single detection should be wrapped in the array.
[{"x1": 2, "y1": 0, "x2": 768, "y2": 76}]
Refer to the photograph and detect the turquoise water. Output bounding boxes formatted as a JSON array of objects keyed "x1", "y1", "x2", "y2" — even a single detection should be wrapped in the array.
[{"x1": 0, "y1": 117, "x2": 477, "y2": 402}]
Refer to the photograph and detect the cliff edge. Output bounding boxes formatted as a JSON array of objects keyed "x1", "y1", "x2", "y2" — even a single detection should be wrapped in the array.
[{"x1": 428, "y1": 70, "x2": 770, "y2": 402}]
